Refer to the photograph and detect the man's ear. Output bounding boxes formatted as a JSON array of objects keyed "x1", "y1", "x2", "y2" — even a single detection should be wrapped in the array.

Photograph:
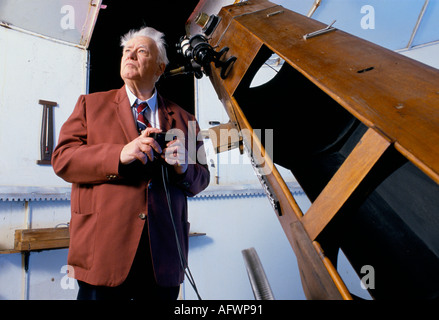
[
  {"x1": 157, "y1": 63, "x2": 166, "y2": 77},
  {"x1": 154, "y1": 62, "x2": 166, "y2": 82}
]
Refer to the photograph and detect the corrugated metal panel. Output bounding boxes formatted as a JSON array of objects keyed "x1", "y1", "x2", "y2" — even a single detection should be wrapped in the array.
[
  {"x1": 0, "y1": 186, "x2": 71, "y2": 201},
  {"x1": 191, "y1": 182, "x2": 304, "y2": 199},
  {"x1": 0, "y1": 183, "x2": 304, "y2": 201}
]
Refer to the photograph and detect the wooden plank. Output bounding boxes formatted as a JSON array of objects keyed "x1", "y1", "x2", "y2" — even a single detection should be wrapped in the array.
[
  {"x1": 301, "y1": 128, "x2": 391, "y2": 240},
  {"x1": 0, "y1": 249, "x2": 21, "y2": 254},
  {"x1": 14, "y1": 227, "x2": 70, "y2": 251},
  {"x1": 38, "y1": 99, "x2": 57, "y2": 106},
  {"x1": 290, "y1": 221, "x2": 345, "y2": 300},
  {"x1": 11, "y1": 228, "x2": 205, "y2": 252},
  {"x1": 211, "y1": 17, "x2": 264, "y2": 96},
  {"x1": 189, "y1": 232, "x2": 206, "y2": 237},
  {"x1": 312, "y1": 241, "x2": 352, "y2": 300},
  {"x1": 210, "y1": 0, "x2": 277, "y2": 48}
]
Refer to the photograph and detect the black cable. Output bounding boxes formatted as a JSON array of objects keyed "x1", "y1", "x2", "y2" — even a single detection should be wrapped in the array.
[{"x1": 161, "y1": 164, "x2": 202, "y2": 300}]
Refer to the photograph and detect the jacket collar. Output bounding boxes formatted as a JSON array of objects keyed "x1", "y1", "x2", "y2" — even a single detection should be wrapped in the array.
[
  {"x1": 114, "y1": 86, "x2": 174, "y2": 141},
  {"x1": 157, "y1": 94, "x2": 174, "y2": 132}
]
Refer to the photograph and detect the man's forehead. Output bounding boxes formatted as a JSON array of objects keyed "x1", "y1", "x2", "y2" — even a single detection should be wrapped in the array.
[{"x1": 125, "y1": 36, "x2": 154, "y2": 48}]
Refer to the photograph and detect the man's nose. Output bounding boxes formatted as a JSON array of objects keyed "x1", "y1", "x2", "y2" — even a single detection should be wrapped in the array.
[{"x1": 127, "y1": 50, "x2": 137, "y2": 60}]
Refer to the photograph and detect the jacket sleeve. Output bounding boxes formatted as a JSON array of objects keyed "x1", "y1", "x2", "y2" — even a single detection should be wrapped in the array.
[
  {"x1": 172, "y1": 161, "x2": 210, "y2": 197},
  {"x1": 51, "y1": 95, "x2": 124, "y2": 184},
  {"x1": 168, "y1": 118, "x2": 210, "y2": 197}
]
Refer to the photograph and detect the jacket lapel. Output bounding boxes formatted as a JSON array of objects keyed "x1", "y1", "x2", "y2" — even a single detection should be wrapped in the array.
[
  {"x1": 114, "y1": 87, "x2": 138, "y2": 141},
  {"x1": 114, "y1": 87, "x2": 175, "y2": 141},
  {"x1": 157, "y1": 94, "x2": 175, "y2": 132}
]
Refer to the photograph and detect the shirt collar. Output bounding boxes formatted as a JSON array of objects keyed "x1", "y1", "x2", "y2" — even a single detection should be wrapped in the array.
[{"x1": 125, "y1": 85, "x2": 158, "y2": 112}]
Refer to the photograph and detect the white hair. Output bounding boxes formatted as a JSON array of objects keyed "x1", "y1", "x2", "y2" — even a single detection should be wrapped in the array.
[{"x1": 120, "y1": 26, "x2": 169, "y2": 66}]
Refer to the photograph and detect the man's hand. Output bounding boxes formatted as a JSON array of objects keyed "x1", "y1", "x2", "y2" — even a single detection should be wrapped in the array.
[
  {"x1": 120, "y1": 128, "x2": 162, "y2": 165},
  {"x1": 162, "y1": 139, "x2": 188, "y2": 175}
]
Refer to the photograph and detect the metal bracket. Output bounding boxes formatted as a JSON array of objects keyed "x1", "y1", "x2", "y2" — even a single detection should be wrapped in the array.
[
  {"x1": 36, "y1": 100, "x2": 57, "y2": 165},
  {"x1": 303, "y1": 20, "x2": 336, "y2": 40},
  {"x1": 208, "y1": 121, "x2": 242, "y2": 154}
]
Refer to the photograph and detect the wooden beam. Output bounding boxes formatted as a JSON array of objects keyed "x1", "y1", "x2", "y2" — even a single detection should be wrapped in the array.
[
  {"x1": 14, "y1": 227, "x2": 70, "y2": 251},
  {"x1": 10, "y1": 227, "x2": 205, "y2": 253},
  {"x1": 0, "y1": 249, "x2": 21, "y2": 254},
  {"x1": 302, "y1": 128, "x2": 391, "y2": 240},
  {"x1": 312, "y1": 241, "x2": 352, "y2": 300},
  {"x1": 290, "y1": 221, "x2": 348, "y2": 299}
]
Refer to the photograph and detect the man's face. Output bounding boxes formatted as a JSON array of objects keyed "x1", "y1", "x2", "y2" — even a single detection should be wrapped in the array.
[{"x1": 120, "y1": 36, "x2": 164, "y2": 86}]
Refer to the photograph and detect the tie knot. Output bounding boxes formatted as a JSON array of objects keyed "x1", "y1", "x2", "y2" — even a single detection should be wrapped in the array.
[
  {"x1": 134, "y1": 101, "x2": 151, "y2": 132},
  {"x1": 136, "y1": 102, "x2": 148, "y2": 113}
]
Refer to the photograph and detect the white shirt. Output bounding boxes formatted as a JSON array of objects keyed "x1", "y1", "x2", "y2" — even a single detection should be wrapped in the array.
[{"x1": 125, "y1": 85, "x2": 160, "y2": 129}]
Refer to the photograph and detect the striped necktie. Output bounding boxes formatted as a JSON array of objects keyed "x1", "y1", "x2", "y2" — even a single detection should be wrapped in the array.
[{"x1": 134, "y1": 101, "x2": 151, "y2": 133}]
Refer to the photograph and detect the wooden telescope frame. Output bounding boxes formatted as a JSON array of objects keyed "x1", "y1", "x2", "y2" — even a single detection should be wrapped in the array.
[{"x1": 184, "y1": 0, "x2": 439, "y2": 299}]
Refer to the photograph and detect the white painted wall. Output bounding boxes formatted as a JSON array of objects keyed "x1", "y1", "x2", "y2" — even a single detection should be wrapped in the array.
[
  {"x1": 0, "y1": 25, "x2": 86, "y2": 299},
  {"x1": 0, "y1": 27, "x2": 87, "y2": 188},
  {"x1": 399, "y1": 43, "x2": 439, "y2": 69}
]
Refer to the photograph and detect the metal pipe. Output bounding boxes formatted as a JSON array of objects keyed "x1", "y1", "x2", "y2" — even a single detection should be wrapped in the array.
[
  {"x1": 303, "y1": 20, "x2": 336, "y2": 40},
  {"x1": 21, "y1": 201, "x2": 31, "y2": 300},
  {"x1": 307, "y1": 0, "x2": 322, "y2": 17},
  {"x1": 406, "y1": 0, "x2": 429, "y2": 49},
  {"x1": 242, "y1": 247, "x2": 275, "y2": 300}
]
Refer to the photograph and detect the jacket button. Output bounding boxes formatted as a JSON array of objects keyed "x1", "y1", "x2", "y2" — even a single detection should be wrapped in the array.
[
  {"x1": 138, "y1": 213, "x2": 147, "y2": 220},
  {"x1": 182, "y1": 181, "x2": 190, "y2": 188}
]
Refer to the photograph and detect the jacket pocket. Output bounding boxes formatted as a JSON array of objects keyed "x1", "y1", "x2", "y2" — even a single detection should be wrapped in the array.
[
  {"x1": 71, "y1": 184, "x2": 95, "y2": 215},
  {"x1": 68, "y1": 212, "x2": 96, "y2": 270}
]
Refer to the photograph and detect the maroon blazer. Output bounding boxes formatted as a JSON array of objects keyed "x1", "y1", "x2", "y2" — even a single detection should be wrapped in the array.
[{"x1": 52, "y1": 87, "x2": 210, "y2": 287}]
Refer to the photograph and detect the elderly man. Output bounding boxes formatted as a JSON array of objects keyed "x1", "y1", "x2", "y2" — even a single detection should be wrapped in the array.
[{"x1": 52, "y1": 27, "x2": 210, "y2": 300}]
